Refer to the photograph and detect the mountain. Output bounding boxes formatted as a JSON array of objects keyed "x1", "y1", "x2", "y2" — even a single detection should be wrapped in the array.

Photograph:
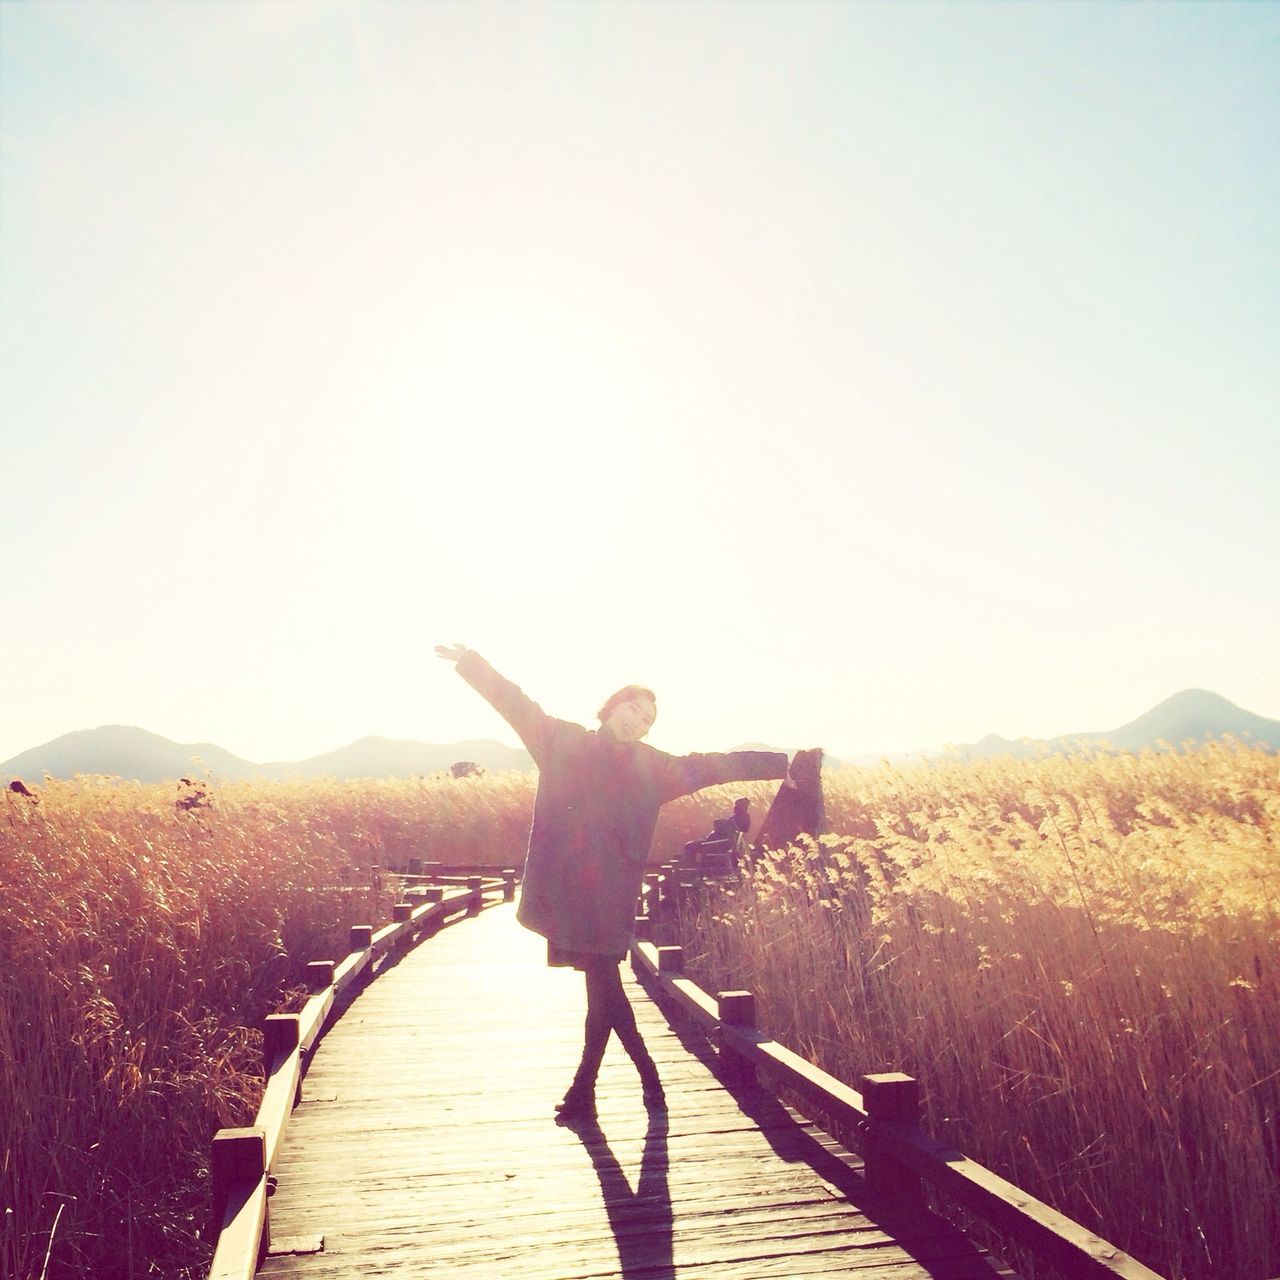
[
  {"x1": 955, "y1": 689, "x2": 1278, "y2": 761},
  {"x1": 5, "y1": 689, "x2": 1274, "y2": 783},
  {"x1": 279, "y1": 736, "x2": 532, "y2": 779},
  {"x1": 1, "y1": 726, "x2": 533, "y2": 784},
  {"x1": 1, "y1": 726, "x2": 260, "y2": 784}
]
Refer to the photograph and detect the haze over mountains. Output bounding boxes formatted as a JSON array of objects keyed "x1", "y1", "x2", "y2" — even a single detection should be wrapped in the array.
[
  {"x1": 2, "y1": 689, "x2": 1274, "y2": 784},
  {"x1": 1, "y1": 727, "x2": 534, "y2": 785},
  {"x1": 951, "y1": 688, "x2": 1279, "y2": 761}
]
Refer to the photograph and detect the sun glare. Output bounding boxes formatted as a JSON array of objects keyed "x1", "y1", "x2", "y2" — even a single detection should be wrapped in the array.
[{"x1": 358, "y1": 298, "x2": 677, "y2": 620}]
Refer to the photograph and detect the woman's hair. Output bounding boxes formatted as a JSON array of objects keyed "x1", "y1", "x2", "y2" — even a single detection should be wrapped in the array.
[{"x1": 597, "y1": 685, "x2": 657, "y2": 724}]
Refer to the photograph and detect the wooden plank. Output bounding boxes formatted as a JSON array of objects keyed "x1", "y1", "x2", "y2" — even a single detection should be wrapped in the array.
[
  {"x1": 297, "y1": 990, "x2": 333, "y2": 1057},
  {"x1": 876, "y1": 1123, "x2": 1163, "y2": 1280},
  {"x1": 630, "y1": 939, "x2": 719, "y2": 1029},
  {"x1": 633, "y1": 926, "x2": 1160, "y2": 1280},
  {"x1": 258, "y1": 1053, "x2": 300, "y2": 1173},
  {"x1": 207, "y1": 1175, "x2": 267, "y2": 1280},
  {"x1": 257, "y1": 903, "x2": 1010, "y2": 1280}
]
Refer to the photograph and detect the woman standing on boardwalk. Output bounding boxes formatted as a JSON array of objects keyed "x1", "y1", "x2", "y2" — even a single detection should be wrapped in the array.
[{"x1": 435, "y1": 644, "x2": 798, "y2": 1123}]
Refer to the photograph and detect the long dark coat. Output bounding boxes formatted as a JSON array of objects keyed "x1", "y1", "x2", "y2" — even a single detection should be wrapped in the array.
[{"x1": 457, "y1": 652, "x2": 788, "y2": 957}]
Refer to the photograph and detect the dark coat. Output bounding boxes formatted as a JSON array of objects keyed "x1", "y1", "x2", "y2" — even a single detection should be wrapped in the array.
[{"x1": 457, "y1": 652, "x2": 788, "y2": 956}]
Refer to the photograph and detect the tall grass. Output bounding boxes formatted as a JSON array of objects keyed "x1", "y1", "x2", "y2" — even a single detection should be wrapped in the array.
[
  {"x1": 3, "y1": 747, "x2": 1274, "y2": 1279},
  {"x1": 0, "y1": 770, "x2": 533, "y2": 1280},
  {"x1": 670, "y1": 743, "x2": 1280, "y2": 1280}
]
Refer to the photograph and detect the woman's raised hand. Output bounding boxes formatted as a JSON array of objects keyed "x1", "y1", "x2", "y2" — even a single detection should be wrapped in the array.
[{"x1": 434, "y1": 644, "x2": 468, "y2": 663}]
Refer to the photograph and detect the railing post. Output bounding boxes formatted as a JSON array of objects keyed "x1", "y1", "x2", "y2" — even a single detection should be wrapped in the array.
[
  {"x1": 210, "y1": 1127, "x2": 267, "y2": 1254},
  {"x1": 467, "y1": 875, "x2": 483, "y2": 914},
  {"x1": 661, "y1": 864, "x2": 678, "y2": 915},
  {"x1": 861, "y1": 1072, "x2": 924, "y2": 1206},
  {"x1": 503, "y1": 869, "x2": 516, "y2": 901},
  {"x1": 633, "y1": 914, "x2": 652, "y2": 942},
  {"x1": 656, "y1": 945, "x2": 684, "y2": 973},
  {"x1": 305, "y1": 960, "x2": 335, "y2": 993},
  {"x1": 393, "y1": 901, "x2": 413, "y2": 922},
  {"x1": 408, "y1": 857, "x2": 423, "y2": 876},
  {"x1": 349, "y1": 925, "x2": 373, "y2": 952},
  {"x1": 641, "y1": 872, "x2": 661, "y2": 925},
  {"x1": 262, "y1": 1014, "x2": 299, "y2": 1070},
  {"x1": 717, "y1": 990, "x2": 757, "y2": 1086}
]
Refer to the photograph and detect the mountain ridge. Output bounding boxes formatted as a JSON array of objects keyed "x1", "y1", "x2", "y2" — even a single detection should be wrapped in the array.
[
  {"x1": 950, "y1": 688, "x2": 1278, "y2": 760},
  {"x1": 3, "y1": 689, "x2": 1275, "y2": 783},
  {"x1": 0, "y1": 725, "x2": 534, "y2": 784}
]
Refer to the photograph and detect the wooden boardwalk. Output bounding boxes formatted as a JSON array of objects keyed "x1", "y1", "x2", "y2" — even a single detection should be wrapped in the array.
[{"x1": 259, "y1": 902, "x2": 1012, "y2": 1279}]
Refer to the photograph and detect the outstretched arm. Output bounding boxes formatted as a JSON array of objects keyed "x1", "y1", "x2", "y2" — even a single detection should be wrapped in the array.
[
  {"x1": 436, "y1": 645, "x2": 553, "y2": 765},
  {"x1": 659, "y1": 749, "x2": 789, "y2": 804}
]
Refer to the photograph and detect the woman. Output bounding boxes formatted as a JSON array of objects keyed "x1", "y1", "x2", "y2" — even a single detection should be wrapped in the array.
[{"x1": 435, "y1": 644, "x2": 795, "y2": 1123}]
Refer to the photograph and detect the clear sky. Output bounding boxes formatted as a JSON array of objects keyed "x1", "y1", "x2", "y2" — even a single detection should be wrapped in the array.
[{"x1": 1, "y1": 0, "x2": 1277, "y2": 766}]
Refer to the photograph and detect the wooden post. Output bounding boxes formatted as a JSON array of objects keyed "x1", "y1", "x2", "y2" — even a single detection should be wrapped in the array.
[
  {"x1": 503, "y1": 870, "x2": 517, "y2": 901},
  {"x1": 349, "y1": 925, "x2": 373, "y2": 952},
  {"x1": 861, "y1": 1072, "x2": 924, "y2": 1205},
  {"x1": 633, "y1": 915, "x2": 652, "y2": 942},
  {"x1": 210, "y1": 1127, "x2": 267, "y2": 1246},
  {"x1": 641, "y1": 873, "x2": 659, "y2": 920},
  {"x1": 370, "y1": 864, "x2": 382, "y2": 890},
  {"x1": 305, "y1": 960, "x2": 335, "y2": 993},
  {"x1": 408, "y1": 857, "x2": 423, "y2": 875},
  {"x1": 393, "y1": 901, "x2": 413, "y2": 922},
  {"x1": 262, "y1": 1014, "x2": 299, "y2": 1070},
  {"x1": 661, "y1": 864, "x2": 678, "y2": 914},
  {"x1": 424, "y1": 886, "x2": 445, "y2": 904},
  {"x1": 717, "y1": 990, "x2": 757, "y2": 1085},
  {"x1": 657, "y1": 945, "x2": 684, "y2": 973},
  {"x1": 467, "y1": 875, "x2": 483, "y2": 914}
]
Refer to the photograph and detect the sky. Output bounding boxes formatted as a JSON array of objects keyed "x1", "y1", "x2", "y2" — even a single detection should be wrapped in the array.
[{"x1": 1, "y1": 0, "x2": 1277, "y2": 767}]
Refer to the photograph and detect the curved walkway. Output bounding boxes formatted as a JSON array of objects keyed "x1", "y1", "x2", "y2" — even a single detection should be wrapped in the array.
[{"x1": 259, "y1": 901, "x2": 1010, "y2": 1279}]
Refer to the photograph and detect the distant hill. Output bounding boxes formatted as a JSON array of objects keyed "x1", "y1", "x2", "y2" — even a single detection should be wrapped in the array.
[
  {"x1": 278, "y1": 736, "x2": 532, "y2": 779},
  {"x1": 1, "y1": 726, "x2": 533, "y2": 784},
  {"x1": 5, "y1": 689, "x2": 1274, "y2": 784},
  {"x1": 954, "y1": 689, "x2": 1279, "y2": 761}
]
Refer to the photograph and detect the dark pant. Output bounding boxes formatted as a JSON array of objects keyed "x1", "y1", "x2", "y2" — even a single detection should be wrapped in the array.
[{"x1": 567, "y1": 958, "x2": 660, "y2": 1096}]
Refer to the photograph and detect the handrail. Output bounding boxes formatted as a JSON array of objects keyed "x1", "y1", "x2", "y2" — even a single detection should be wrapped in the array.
[
  {"x1": 206, "y1": 869, "x2": 516, "y2": 1278},
  {"x1": 632, "y1": 868, "x2": 1166, "y2": 1280},
  {"x1": 396, "y1": 859, "x2": 523, "y2": 880}
]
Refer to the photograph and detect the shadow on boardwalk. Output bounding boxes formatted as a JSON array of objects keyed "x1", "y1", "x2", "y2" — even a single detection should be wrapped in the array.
[
  {"x1": 570, "y1": 1110, "x2": 674, "y2": 1280},
  {"x1": 260, "y1": 902, "x2": 1011, "y2": 1279}
]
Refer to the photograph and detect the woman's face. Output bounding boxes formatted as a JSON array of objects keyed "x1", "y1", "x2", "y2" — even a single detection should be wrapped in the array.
[{"x1": 603, "y1": 694, "x2": 656, "y2": 743}]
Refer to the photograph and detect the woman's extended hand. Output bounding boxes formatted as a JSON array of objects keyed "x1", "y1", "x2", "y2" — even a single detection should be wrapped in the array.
[
  {"x1": 784, "y1": 747, "x2": 823, "y2": 789},
  {"x1": 434, "y1": 644, "x2": 468, "y2": 663}
]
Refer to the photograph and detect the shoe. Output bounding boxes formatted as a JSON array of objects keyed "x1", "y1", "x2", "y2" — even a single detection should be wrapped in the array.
[{"x1": 555, "y1": 1087, "x2": 597, "y2": 1124}]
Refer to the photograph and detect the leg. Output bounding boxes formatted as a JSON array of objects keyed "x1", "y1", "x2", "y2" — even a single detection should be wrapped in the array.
[
  {"x1": 592, "y1": 961, "x2": 665, "y2": 1107},
  {"x1": 556, "y1": 966, "x2": 613, "y2": 1120}
]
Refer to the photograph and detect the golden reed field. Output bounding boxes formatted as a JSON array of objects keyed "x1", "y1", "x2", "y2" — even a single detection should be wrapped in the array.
[{"x1": 1, "y1": 744, "x2": 1276, "y2": 1279}]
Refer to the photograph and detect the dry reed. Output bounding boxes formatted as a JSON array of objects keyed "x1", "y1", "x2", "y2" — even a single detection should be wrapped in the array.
[
  {"x1": 3, "y1": 746, "x2": 1274, "y2": 1279},
  {"x1": 0, "y1": 769, "x2": 533, "y2": 1279},
  {"x1": 670, "y1": 743, "x2": 1279, "y2": 1280}
]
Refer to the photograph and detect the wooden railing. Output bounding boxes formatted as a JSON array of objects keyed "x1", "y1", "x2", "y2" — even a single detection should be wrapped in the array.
[
  {"x1": 634, "y1": 865, "x2": 1166, "y2": 1280},
  {"x1": 205, "y1": 869, "x2": 515, "y2": 1280}
]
